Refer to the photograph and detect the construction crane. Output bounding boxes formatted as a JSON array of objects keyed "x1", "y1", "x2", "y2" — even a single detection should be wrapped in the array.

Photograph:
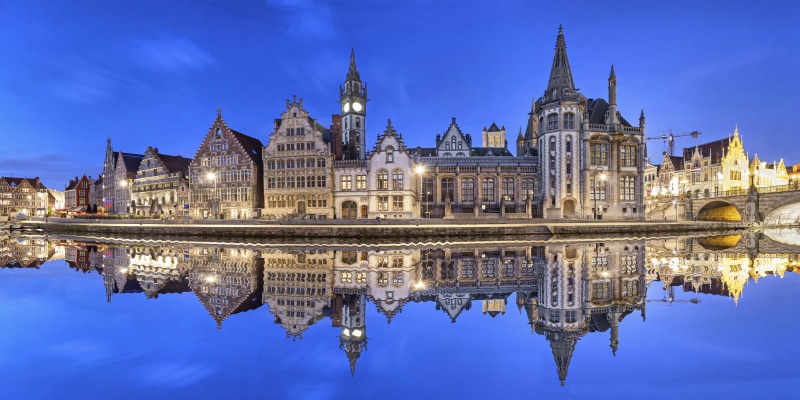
[{"x1": 645, "y1": 130, "x2": 701, "y2": 157}]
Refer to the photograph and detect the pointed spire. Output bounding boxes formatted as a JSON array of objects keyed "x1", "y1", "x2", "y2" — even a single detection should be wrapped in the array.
[
  {"x1": 734, "y1": 124, "x2": 739, "y2": 138},
  {"x1": 609, "y1": 64, "x2": 616, "y2": 79},
  {"x1": 346, "y1": 48, "x2": 361, "y2": 82},
  {"x1": 545, "y1": 25, "x2": 576, "y2": 103},
  {"x1": 217, "y1": 107, "x2": 222, "y2": 118},
  {"x1": 547, "y1": 331, "x2": 577, "y2": 386}
]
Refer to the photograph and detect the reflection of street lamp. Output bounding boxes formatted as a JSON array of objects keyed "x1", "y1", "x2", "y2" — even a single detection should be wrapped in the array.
[
  {"x1": 674, "y1": 199, "x2": 678, "y2": 221},
  {"x1": 647, "y1": 200, "x2": 651, "y2": 221},
  {"x1": 593, "y1": 167, "x2": 607, "y2": 220},
  {"x1": 425, "y1": 191, "x2": 430, "y2": 218},
  {"x1": 207, "y1": 172, "x2": 217, "y2": 219},
  {"x1": 414, "y1": 165, "x2": 425, "y2": 225}
]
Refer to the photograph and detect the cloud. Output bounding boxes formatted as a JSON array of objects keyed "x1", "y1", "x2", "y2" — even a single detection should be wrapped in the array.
[
  {"x1": 138, "y1": 362, "x2": 214, "y2": 388},
  {"x1": 48, "y1": 65, "x2": 115, "y2": 103},
  {"x1": 135, "y1": 35, "x2": 213, "y2": 73},
  {"x1": 264, "y1": 0, "x2": 336, "y2": 39}
]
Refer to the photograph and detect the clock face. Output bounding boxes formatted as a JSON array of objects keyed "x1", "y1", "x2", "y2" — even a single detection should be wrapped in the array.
[
  {"x1": 352, "y1": 101, "x2": 363, "y2": 112},
  {"x1": 343, "y1": 102, "x2": 350, "y2": 113}
]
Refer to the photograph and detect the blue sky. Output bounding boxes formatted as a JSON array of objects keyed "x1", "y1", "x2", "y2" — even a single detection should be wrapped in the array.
[{"x1": 1, "y1": 0, "x2": 799, "y2": 189}]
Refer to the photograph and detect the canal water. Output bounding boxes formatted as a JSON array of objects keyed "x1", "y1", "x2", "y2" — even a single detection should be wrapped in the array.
[{"x1": 1, "y1": 233, "x2": 798, "y2": 399}]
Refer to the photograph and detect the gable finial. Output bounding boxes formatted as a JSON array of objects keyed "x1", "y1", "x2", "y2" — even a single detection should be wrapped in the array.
[{"x1": 217, "y1": 107, "x2": 222, "y2": 118}]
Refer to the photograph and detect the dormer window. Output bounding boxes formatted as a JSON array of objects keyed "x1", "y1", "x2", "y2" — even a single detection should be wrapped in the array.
[{"x1": 387, "y1": 148, "x2": 394, "y2": 163}]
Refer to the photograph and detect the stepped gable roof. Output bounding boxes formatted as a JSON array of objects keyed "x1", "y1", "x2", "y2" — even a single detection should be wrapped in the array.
[
  {"x1": 120, "y1": 152, "x2": 145, "y2": 173},
  {"x1": 230, "y1": 129, "x2": 264, "y2": 164},
  {"x1": 683, "y1": 138, "x2": 726, "y2": 162},
  {"x1": 158, "y1": 154, "x2": 192, "y2": 175}
]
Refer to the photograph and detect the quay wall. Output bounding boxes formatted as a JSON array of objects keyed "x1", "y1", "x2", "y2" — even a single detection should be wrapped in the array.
[{"x1": 21, "y1": 219, "x2": 745, "y2": 241}]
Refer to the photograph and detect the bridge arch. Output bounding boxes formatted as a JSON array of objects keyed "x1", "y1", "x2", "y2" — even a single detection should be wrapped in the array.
[
  {"x1": 695, "y1": 200, "x2": 742, "y2": 222},
  {"x1": 763, "y1": 202, "x2": 800, "y2": 226}
]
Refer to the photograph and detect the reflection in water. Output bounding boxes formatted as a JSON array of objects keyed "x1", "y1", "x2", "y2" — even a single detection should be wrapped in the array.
[{"x1": 3, "y1": 232, "x2": 799, "y2": 385}]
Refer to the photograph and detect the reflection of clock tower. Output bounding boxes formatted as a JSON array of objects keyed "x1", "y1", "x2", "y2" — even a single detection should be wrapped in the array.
[{"x1": 340, "y1": 48, "x2": 367, "y2": 160}]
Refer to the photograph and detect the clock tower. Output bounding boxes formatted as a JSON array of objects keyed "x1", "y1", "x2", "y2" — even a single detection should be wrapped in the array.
[{"x1": 340, "y1": 48, "x2": 367, "y2": 159}]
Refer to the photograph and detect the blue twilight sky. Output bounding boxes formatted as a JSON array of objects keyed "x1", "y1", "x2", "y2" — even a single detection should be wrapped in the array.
[{"x1": 1, "y1": 0, "x2": 799, "y2": 189}]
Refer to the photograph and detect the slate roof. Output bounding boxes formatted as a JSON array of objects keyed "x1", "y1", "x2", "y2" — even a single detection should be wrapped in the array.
[
  {"x1": 586, "y1": 98, "x2": 633, "y2": 127},
  {"x1": 472, "y1": 147, "x2": 513, "y2": 157},
  {"x1": 230, "y1": 129, "x2": 264, "y2": 164},
  {"x1": 669, "y1": 156, "x2": 684, "y2": 171},
  {"x1": 120, "y1": 152, "x2": 145, "y2": 173},
  {"x1": 159, "y1": 154, "x2": 192, "y2": 175},
  {"x1": 682, "y1": 139, "x2": 727, "y2": 163},
  {"x1": 487, "y1": 122, "x2": 502, "y2": 132}
]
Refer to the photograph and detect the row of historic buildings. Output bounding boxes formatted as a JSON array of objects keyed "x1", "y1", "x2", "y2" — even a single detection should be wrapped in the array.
[{"x1": 91, "y1": 27, "x2": 648, "y2": 221}]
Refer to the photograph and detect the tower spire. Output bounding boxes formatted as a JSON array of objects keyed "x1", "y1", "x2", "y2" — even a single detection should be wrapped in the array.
[
  {"x1": 545, "y1": 25, "x2": 576, "y2": 103},
  {"x1": 346, "y1": 47, "x2": 361, "y2": 82}
]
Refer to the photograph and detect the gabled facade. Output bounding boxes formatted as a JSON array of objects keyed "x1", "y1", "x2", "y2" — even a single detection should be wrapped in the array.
[
  {"x1": 103, "y1": 139, "x2": 117, "y2": 213},
  {"x1": 114, "y1": 152, "x2": 144, "y2": 214},
  {"x1": 0, "y1": 177, "x2": 49, "y2": 216},
  {"x1": 536, "y1": 26, "x2": 645, "y2": 220},
  {"x1": 333, "y1": 120, "x2": 416, "y2": 220},
  {"x1": 65, "y1": 175, "x2": 93, "y2": 212},
  {"x1": 131, "y1": 146, "x2": 191, "y2": 218},
  {"x1": 189, "y1": 109, "x2": 264, "y2": 220},
  {"x1": 415, "y1": 118, "x2": 538, "y2": 219},
  {"x1": 263, "y1": 97, "x2": 333, "y2": 219}
]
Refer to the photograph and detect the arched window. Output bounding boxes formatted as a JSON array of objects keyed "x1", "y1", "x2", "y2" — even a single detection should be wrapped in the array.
[
  {"x1": 287, "y1": 159, "x2": 294, "y2": 169},
  {"x1": 441, "y1": 178, "x2": 455, "y2": 202},
  {"x1": 377, "y1": 169, "x2": 389, "y2": 189},
  {"x1": 386, "y1": 146, "x2": 394, "y2": 163},
  {"x1": 461, "y1": 178, "x2": 475, "y2": 202},
  {"x1": 481, "y1": 178, "x2": 496, "y2": 203},
  {"x1": 445, "y1": 142, "x2": 450, "y2": 150},
  {"x1": 356, "y1": 117, "x2": 361, "y2": 128},
  {"x1": 392, "y1": 170, "x2": 404, "y2": 190},
  {"x1": 277, "y1": 160, "x2": 285, "y2": 169},
  {"x1": 502, "y1": 177, "x2": 515, "y2": 201},
  {"x1": 547, "y1": 114, "x2": 558, "y2": 130}
]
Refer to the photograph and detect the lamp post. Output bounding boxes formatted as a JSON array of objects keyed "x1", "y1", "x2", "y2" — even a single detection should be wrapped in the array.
[
  {"x1": 415, "y1": 165, "x2": 425, "y2": 226},
  {"x1": 592, "y1": 167, "x2": 607, "y2": 220},
  {"x1": 206, "y1": 172, "x2": 217, "y2": 219}
]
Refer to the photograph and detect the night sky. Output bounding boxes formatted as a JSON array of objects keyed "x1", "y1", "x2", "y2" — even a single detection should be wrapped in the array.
[{"x1": 2, "y1": 0, "x2": 799, "y2": 189}]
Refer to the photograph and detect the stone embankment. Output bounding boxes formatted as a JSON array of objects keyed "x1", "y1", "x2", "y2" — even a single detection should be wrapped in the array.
[{"x1": 22, "y1": 218, "x2": 745, "y2": 242}]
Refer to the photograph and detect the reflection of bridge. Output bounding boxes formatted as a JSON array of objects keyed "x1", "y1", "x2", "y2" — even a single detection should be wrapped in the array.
[{"x1": 689, "y1": 185, "x2": 800, "y2": 224}]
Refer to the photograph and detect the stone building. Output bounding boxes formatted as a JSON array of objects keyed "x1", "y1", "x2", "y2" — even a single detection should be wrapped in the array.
[
  {"x1": 130, "y1": 146, "x2": 191, "y2": 218},
  {"x1": 187, "y1": 245, "x2": 264, "y2": 329},
  {"x1": 262, "y1": 248, "x2": 335, "y2": 339},
  {"x1": 65, "y1": 175, "x2": 93, "y2": 214},
  {"x1": 333, "y1": 120, "x2": 417, "y2": 220},
  {"x1": 113, "y1": 151, "x2": 144, "y2": 215},
  {"x1": 262, "y1": 97, "x2": 334, "y2": 219},
  {"x1": 415, "y1": 118, "x2": 539, "y2": 219},
  {"x1": 103, "y1": 139, "x2": 116, "y2": 213},
  {"x1": 536, "y1": 26, "x2": 646, "y2": 220},
  {"x1": 0, "y1": 177, "x2": 49, "y2": 217},
  {"x1": 188, "y1": 109, "x2": 264, "y2": 220}
]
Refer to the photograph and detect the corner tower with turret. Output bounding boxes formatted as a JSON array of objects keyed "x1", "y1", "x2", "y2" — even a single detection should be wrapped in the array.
[{"x1": 536, "y1": 26, "x2": 645, "y2": 220}]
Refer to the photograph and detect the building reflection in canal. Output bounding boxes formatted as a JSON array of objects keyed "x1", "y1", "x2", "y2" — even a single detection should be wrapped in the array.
[{"x1": 2, "y1": 231, "x2": 799, "y2": 385}]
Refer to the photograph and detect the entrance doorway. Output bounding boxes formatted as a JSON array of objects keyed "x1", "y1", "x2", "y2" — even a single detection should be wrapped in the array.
[
  {"x1": 298, "y1": 201, "x2": 306, "y2": 215},
  {"x1": 360, "y1": 205, "x2": 368, "y2": 218},
  {"x1": 342, "y1": 201, "x2": 357, "y2": 219}
]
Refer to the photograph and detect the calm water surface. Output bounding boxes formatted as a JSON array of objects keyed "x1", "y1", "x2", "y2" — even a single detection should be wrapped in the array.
[{"x1": 1, "y1": 233, "x2": 799, "y2": 399}]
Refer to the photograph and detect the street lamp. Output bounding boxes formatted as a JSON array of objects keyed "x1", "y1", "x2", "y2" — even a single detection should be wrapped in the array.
[
  {"x1": 207, "y1": 172, "x2": 217, "y2": 219},
  {"x1": 592, "y1": 167, "x2": 607, "y2": 220},
  {"x1": 414, "y1": 165, "x2": 425, "y2": 226}
]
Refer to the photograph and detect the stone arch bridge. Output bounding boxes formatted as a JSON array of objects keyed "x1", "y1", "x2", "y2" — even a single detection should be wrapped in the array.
[{"x1": 688, "y1": 186, "x2": 800, "y2": 225}]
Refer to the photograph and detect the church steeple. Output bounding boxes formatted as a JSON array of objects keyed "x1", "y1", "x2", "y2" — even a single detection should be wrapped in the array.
[
  {"x1": 545, "y1": 25, "x2": 576, "y2": 104},
  {"x1": 606, "y1": 65, "x2": 619, "y2": 125}
]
